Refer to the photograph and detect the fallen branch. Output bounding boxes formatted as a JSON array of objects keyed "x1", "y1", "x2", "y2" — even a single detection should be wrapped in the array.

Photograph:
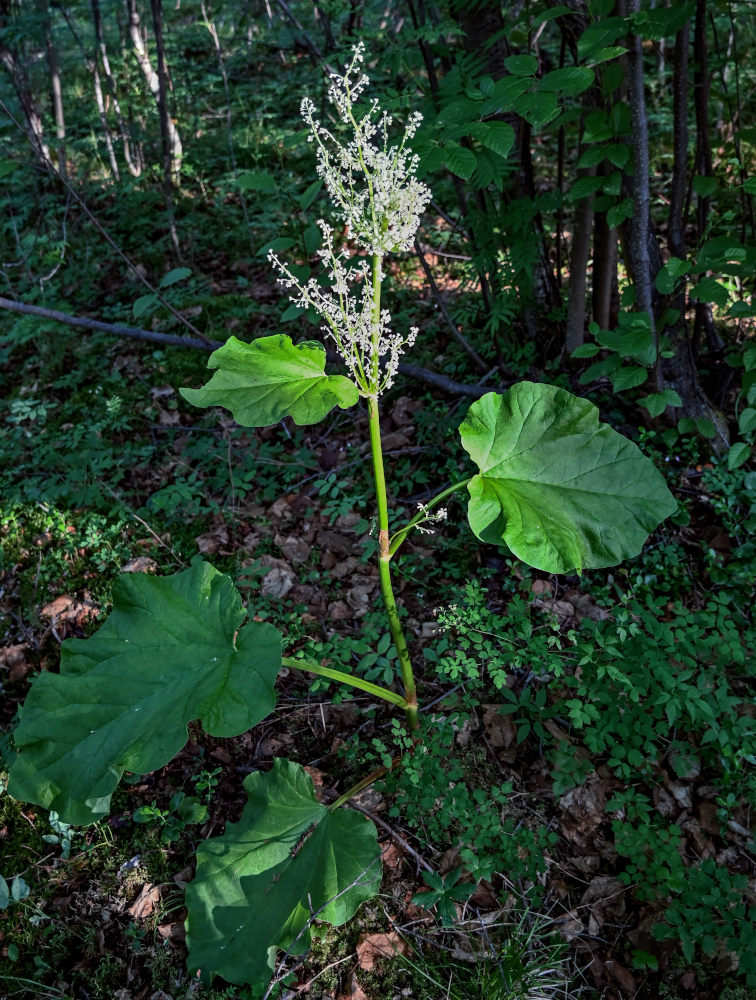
[
  {"x1": 0, "y1": 296, "x2": 492, "y2": 397},
  {"x1": 397, "y1": 361, "x2": 495, "y2": 398},
  {"x1": 0, "y1": 296, "x2": 222, "y2": 351}
]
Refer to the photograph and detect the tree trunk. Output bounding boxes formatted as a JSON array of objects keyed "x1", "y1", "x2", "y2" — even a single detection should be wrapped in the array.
[
  {"x1": 692, "y1": 0, "x2": 720, "y2": 353},
  {"x1": 92, "y1": 0, "x2": 140, "y2": 176},
  {"x1": 565, "y1": 163, "x2": 595, "y2": 352},
  {"x1": 668, "y1": 21, "x2": 689, "y2": 262},
  {"x1": 38, "y1": 0, "x2": 66, "y2": 178},
  {"x1": 625, "y1": 0, "x2": 656, "y2": 367},
  {"x1": 126, "y1": 0, "x2": 182, "y2": 185},
  {"x1": 449, "y1": 0, "x2": 562, "y2": 324},
  {"x1": 0, "y1": 1, "x2": 52, "y2": 168},
  {"x1": 592, "y1": 209, "x2": 618, "y2": 330},
  {"x1": 91, "y1": 55, "x2": 121, "y2": 179}
]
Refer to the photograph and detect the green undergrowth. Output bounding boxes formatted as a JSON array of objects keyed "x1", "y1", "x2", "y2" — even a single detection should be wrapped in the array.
[
  {"x1": 411, "y1": 519, "x2": 756, "y2": 987},
  {"x1": 0, "y1": 761, "x2": 259, "y2": 999}
]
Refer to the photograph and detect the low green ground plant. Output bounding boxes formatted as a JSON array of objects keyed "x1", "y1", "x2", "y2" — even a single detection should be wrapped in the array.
[
  {"x1": 428, "y1": 535, "x2": 756, "y2": 985},
  {"x1": 397, "y1": 909, "x2": 581, "y2": 1000}
]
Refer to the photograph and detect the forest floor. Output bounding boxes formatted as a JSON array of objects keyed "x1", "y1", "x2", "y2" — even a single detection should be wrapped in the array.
[{"x1": 1, "y1": 252, "x2": 755, "y2": 1000}]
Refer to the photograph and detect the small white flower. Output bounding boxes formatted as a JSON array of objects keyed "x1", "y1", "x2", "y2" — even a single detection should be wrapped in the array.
[{"x1": 414, "y1": 502, "x2": 449, "y2": 535}]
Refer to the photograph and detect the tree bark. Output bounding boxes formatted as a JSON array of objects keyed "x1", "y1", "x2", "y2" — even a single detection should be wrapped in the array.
[
  {"x1": 692, "y1": 0, "x2": 719, "y2": 353},
  {"x1": 668, "y1": 22, "x2": 689, "y2": 262},
  {"x1": 92, "y1": 0, "x2": 141, "y2": 176},
  {"x1": 592, "y1": 209, "x2": 618, "y2": 330},
  {"x1": 0, "y1": 1, "x2": 52, "y2": 168},
  {"x1": 127, "y1": 0, "x2": 182, "y2": 185},
  {"x1": 625, "y1": 1, "x2": 656, "y2": 358},
  {"x1": 565, "y1": 164, "x2": 595, "y2": 352},
  {"x1": 38, "y1": 0, "x2": 66, "y2": 179}
]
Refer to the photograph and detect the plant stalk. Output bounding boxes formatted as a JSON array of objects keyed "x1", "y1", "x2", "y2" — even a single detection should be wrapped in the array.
[
  {"x1": 367, "y1": 253, "x2": 419, "y2": 731},
  {"x1": 367, "y1": 395, "x2": 419, "y2": 730}
]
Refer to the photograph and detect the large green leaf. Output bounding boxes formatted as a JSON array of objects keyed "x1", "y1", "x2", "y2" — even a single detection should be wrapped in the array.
[
  {"x1": 459, "y1": 384, "x2": 677, "y2": 573},
  {"x1": 181, "y1": 335, "x2": 359, "y2": 427},
  {"x1": 8, "y1": 561, "x2": 281, "y2": 825},
  {"x1": 186, "y1": 759, "x2": 381, "y2": 987}
]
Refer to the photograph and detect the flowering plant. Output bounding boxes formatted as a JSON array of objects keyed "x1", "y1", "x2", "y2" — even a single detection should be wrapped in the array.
[{"x1": 7, "y1": 48, "x2": 676, "y2": 990}]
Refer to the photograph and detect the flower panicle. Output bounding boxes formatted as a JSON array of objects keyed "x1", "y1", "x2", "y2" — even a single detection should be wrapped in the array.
[
  {"x1": 299, "y1": 43, "x2": 430, "y2": 256},
  {"x1": 270, "y1": 43, "x2": 431, "y2": 396},
  {"x1": 267, "y1": 229, "x2": 417, "y2": 396}
]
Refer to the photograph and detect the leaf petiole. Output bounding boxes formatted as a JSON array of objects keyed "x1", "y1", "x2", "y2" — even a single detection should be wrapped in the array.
[
  {"x1": 388, "y1": 478, "x2": 472, "y2": 557},
  {"x1": 282, "y1": 656, "x2": 408, "y2": 709}
]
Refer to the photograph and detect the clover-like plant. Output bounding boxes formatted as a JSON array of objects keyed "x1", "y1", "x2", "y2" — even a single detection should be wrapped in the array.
[{"x1": 7, "y1": 45, "x2": 677, "y2": 990}]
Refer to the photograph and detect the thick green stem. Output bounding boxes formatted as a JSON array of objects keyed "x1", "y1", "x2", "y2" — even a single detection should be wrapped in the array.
[
  {"x1": 282, "y1": 656, "x2": 408, "y2": 709},
  {"x1": 365, "y1": 253, "x2": 419, "y2": 731},
  {"x1": 368, "y1": 395, "x2": 419, "y2": 731}
]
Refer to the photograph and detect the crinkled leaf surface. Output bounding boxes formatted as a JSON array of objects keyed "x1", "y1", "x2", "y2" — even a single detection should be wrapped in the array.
[
  {"x1": 459, "y1": 384, "x2": 677, "y2": 573},
  {"x1": 8, "y1": 561, "x2": 281, "y2": 825},
  {"x1": 186, "y1": 759, "x2": 381, "y2": 987},
  {"x1": 180, "y1": 334, "x2": 359, "y2": 427}
]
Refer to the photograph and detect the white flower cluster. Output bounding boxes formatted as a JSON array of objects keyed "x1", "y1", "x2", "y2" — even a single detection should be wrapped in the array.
[
  {"x1": 414, "y1": 502, "x2": 448, "y2": 535},
  {"x1": 269, "y1": 223, "x2": 418, "y2": 395},
  {"x1": 268, "y1": 44, "x2": 431, "y2": 396},
  {"x1": 301, "y1": 42, "x2": 431, "y2": 255}
]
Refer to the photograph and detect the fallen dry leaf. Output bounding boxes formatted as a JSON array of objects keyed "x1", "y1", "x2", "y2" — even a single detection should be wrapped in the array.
[
  {"x1": 269, "y1": 496, "x2": 294, "y2": 520},
  {"x1": 345, "y1": 579, "x2": 375, "y2": 615},
  {"x1": 390, "y1": 394, "x2": 418, "y2": 427},
  {"x1": 482, "y1": 704, "x2": 516, "y2": 749},
  {"x1": 327, "y1": 600, "x2": 352, "y2": 620},
  {"x1": 355, "y1": 932, "x2": 411, "y2": 971},
  {"x1": 380, "y1": 841, "x2": 403, "y2": 870},
  {"x1": 275, "y1": 533, "x2": 311, "y2": 563},
  {"x1": 557, "y1": 909, "x2": 584, "y2": 942},
  {"x1": 122, "y1": 556, "x2": 158, "y2": 574},
  {"x1": 336, "y1": 973, "x2": 369, "y2": 1000},
  {"x1": 605, "y1": 958, "x2": 637, "y2": 993},
  {"x1": 259, "y1": 556, "x2": 296, "y2": 598},
  {"x1": 303, "y1": 765, "x2": 327, "y2": 794},
  {"x1": 580, "y1": 876, "x2": 626, "y2": 928},
  {"x1": 0, "y1": 643, "x2": 32, "y2": 682},
  {"x1": 194, "y1": 525, "x2": 229, "y2": 555},
  {"x1": 559, "y1": 776, "x2": 608, "y2": 848},
  {"x1": 127, "y1": 883, "x2": 161, "y2": 920},
  {"x1": 328, "y1": 555, "x2": 361, "y2": 579},
  {"x1": 157, "y1": 921, "x2": 186, "y2": 946},
  {"x1": 564, "y1": 589, "x2": 612, "y2": 621},
  {"x1": 40, "y1": 593, "x2": 99, "y2": 627},
  {"x1": 531, "y1": 597, "x2": 576, "y2": 624}
]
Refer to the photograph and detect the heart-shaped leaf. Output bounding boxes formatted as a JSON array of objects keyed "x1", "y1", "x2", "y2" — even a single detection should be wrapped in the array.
[
  {"x1": 459, "y1": 384, "x2": 677, "y2": 573},
  {"x1": 186, "y1": 759, "x2": 381, "y2": 987},
  {"x1": 181, "y1": 335, "x2": 359, "y2": 427},
  {"x1": 8, "y1": 561, "x2": 282, "y2": 825}
]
